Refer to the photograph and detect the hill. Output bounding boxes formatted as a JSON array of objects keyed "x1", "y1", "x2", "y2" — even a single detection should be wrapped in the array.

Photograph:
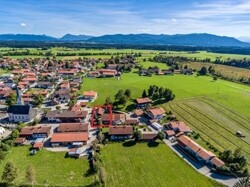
[
  {"x1": 60, "y1": 34, "x2": 93, "y2": 41},
  {"x1": 0, "y1": 34, "x2": 57, "y2": 41},
  {"x1": 87, "y1": 33, "x2": 250, "y2": 47}
]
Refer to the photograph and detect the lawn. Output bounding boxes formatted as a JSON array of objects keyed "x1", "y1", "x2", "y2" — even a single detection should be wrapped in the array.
[
  {"x1": 102, "y1": 142, "x2": 223, "y2": 187},
  {"x1": 0, "y1": 146, "x2": 94, "y2": 186}
]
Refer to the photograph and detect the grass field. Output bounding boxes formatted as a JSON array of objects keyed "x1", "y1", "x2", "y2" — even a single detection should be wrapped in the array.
[
  {"x1": 102, "y1": 142, "x2": 223, "y2": 187},
  {"x1": 164, "y1": 97, "x2": 250, "y2": 167},
  {"x1": 0, "y1": 146, "x2": 94, "y2": 186},
  {"x1": 81, "y1": 72, "x2": 250, "y2": 118}
]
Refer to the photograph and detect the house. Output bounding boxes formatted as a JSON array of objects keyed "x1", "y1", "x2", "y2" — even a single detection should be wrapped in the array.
[
  {"x1": 67, "y1": 148, "x2": 82, "y2": 158},
  {"x1": 58, "y1": 69, "x2": 77, "y2": 77},
  {"x1": 70, "y1": 104, "x2": 81, "y2": 112},
  {"x1": 14, "y1": 137, "x2": 27, "y2": 146},
  {"x1": 46, "y1": 110, "x2": 88, "y2": 122},
  {"x1": 178, "y1": 135, "x2": 225, "y2": 168},
  {"x1": 165, "y1": 130, "x2": 176, "y2": 137},
  {"x1": 99, "y1": 69, "x2": 117, "y2": 77},
  {"x1": 101, "y1": 113, "x2": 126, "y2": 125},
  {"x1": 168, "y1": 121, "x2": 192, "y2": 134},
  {"x1": 19, "y1": 125, "x2": 52, "y2": 139},
  {"x1": 50, "y1": 132, "x2": 89, "y2": 147},
  {"x1": 53, "y1": 90, "x2": 70, "y2": 103},
  {"x1": 83, "y1": 91, "x2": 97, "y2": 101},
  {"x1": 133, "y1": 109, "x2": 144, "y2": 117},
  {"x1": 140, "y1": 132, "x2": 158, "y2": 141},
  {"x1": 32, "y1": 138, "x2": 45, "y2": 150},
  {"x1": 125, "y1": 119, "x2": 139, "y2": 125},
  {"x1": 0, "y1": 87, "x2": 13, "y2": 99},
  {"x1": 108, "y1": 125, "x2": 133, "y2": 140},
  {"x1": 37, "y1": 82, "x2": 54, "y2": 89},
  {"x1": 57, "y1": 123, "x2": 88, "y2": 133},
  {"x1": 146, "y1": 107, "x2": 165, "y2": 120},
  {"x1": 135, "y1": 97, "x2": 152, "y2": 109}
]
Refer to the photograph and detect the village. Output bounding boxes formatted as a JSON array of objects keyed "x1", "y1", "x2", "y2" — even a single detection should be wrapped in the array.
[{"x1": 0, "y1": 55, "x2": 246, "y2": 187}]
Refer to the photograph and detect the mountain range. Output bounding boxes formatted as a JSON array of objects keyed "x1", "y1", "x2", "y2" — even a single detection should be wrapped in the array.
[{"x1": 0, "y1": 33, "x2": 249, "y2": 47}]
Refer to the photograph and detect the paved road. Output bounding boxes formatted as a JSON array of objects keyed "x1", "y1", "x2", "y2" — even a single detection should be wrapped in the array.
[{"x1": 163, "y1": 139, "x2": 238, "y2": 187}]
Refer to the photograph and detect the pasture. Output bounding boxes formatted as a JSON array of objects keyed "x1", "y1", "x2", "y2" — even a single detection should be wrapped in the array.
[{"x1": 102, "y1": 142, "x2": 223, "y2": 187}]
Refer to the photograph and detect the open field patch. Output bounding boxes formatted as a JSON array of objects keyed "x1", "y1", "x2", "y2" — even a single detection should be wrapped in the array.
[{"x1": 102, "y1": 143, "x2": 221, "y2": 187}]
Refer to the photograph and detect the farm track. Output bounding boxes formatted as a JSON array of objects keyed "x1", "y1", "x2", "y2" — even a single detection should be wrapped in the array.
[
  {"x1": 181, "y1": 102, "x2": 250, "y2": 147},
  {"x1": 169, "y1": 103, "x2": 226, "y2": 151}
]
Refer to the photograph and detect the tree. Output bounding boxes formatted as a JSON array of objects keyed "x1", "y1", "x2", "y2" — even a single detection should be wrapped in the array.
[
  {"x1": 33, "y1": 94, "x2": 44, "y2": 106},
  {"x1": 119, "y1": 96, "x2": 128, "y2": 106},
  {"x1": 10, "y1": 129, "x2": 19, "y2": 139},
  {"x1": 124, "y1": 89, "x2": 132, "y2": 98},
  {"x1": 199, "y1": 67, "x2": 207, "y2": 75},
  {"x1": 5, "y1": 92, "x2": 16, "y2": 106},
  {"x1": 142, "y1": 89, "x2": 147, "y2": 98},
  {"x1": 104, "y1": 96, "x2": 113, "y2": 106},
  {"x1": 233, "y1": 176, "x2": 250, "y2": 187},
  {"x1": 213, "y1": 76, "x2": 218, "y2": 81},
  {"x1": 2, "y1": 162, "x2": 18, "y2": 184},
  {"x1": 157, "y1": 131, "x2": 165, "y2": 141},
  {"x1": 134, "y1": 130, "x2": 142, "y2": 142},
  {"x1": 26, "y1": 165, "x2": 36, "y2": 186},
  {"x1": 114, "y1": 90, "x2": 124, "y2": 101}
]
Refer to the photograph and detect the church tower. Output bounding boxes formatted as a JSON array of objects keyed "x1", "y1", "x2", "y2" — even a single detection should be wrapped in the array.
[{"x1": 16, "y1": 87, "x2": 24, "y2": 105}]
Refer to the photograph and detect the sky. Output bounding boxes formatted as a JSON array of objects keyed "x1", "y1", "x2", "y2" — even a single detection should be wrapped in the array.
[{"x1": 1, "y1": 0, "x2": 250, "y2": 40}]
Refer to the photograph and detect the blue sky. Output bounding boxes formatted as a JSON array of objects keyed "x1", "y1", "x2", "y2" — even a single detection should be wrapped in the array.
[{"x1": 1, "y1": 0, "x2": 250, "y2": 39}]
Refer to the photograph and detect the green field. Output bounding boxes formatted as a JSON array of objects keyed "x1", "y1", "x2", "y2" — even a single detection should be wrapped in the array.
[
  {"x1": 81, "y1": 72, "x2": 250, "y2": 118},
  {"x1": 164, "y1": 98, "x2": 250, "y2": 166},
  {"x1": 102, "y1": 143, "x2": 222, "y2": 187},
  {"x1": 0, "y1": 146, "x2": 93, "y2": 186}
]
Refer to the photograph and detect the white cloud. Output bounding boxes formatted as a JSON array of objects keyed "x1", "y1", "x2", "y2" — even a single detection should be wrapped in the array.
[
  {"x1": 139, "y1": 29, "x2": 151, "y2": 32},
  {"x1": 20, "y1": 23, "x2": 27, "y2": 27},
  {"x1": 171, "y1": 18, "x2": 177, "y2": 22}
]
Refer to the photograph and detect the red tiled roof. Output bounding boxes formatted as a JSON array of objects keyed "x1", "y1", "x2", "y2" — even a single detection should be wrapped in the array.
[
  {"x1": 108, "y1": 126, "x2": 133, "y2": 135},
  {"x1": 15, "y1": 137, "x2": 26, "y2": 143},
  {"x1": 210, "y1": 157, "x2": 225, "y2": 168},
  {"x1": 197, "y1": 148, "x2": 215, "y2": 160},
  {"x1": 51, "y1": 132, "x2": 88, "y2": 143},
  {"x1": 169, "y1": 121, "x2": 191, "y2": 132},
  {"x1": 33, "y1": 142, "x2": 44, "y2": 149},
  {"x1": 141, "y1": 132, "x2": 158, "y2": 140},
  {"x1": 20, "y1": 126, "x2": 51, "y2": 136},
  {"x1": 147, "y1": 107, "x2": 165, "y2": 117},
  {"x1": 83, "y1": 90, "x2": 97, "y2": 97},
  {"x1": 134, "y1": 109, "x2": 144, "y2": 116},
  {"x1": 57, "y1": 123, "x2": 88, "y2": 132},
  {"x1": 136, "y1": 97, "x2": 152, "y2": 104},
  {"x1": 165, "y1": 130, "x2": 175, "y2": 136}
]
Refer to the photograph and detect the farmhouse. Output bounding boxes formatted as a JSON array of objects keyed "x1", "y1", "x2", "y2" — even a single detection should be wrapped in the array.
[
  {"x1": 19, "y1": 125, "x2": 52, "y2": 139},
  {"x1": 178, "y1": 135, "x2": 225, "y2": 168},
  {"x1": 146, "y1": 107, "x2": 165, "y2": 120},
  {"x1": 57, "y1": 123, "x2": 88, "y2": 133},
  {"x1": 168, "y1": 121, "x2": 192, "y2": 133},
  {"x1": 46, "y1": 110, "x2": 88, "y2": 122},
  {"x1": 50, "y1": 132, "x2": 89, "y2": 147},
  {"x1": 83, "y1": 90, "x2": 98, "y2": 101},
  {"x1": 141, "y1": 132, "x2": 158, "y2": 141},
  {"x1": 101, "y1": 113, "x2": 126, "y2": 125},
  {"x1": 135, "y1": 97, "x2": 152, "y2": 109},
  {"x1": 108, "y1": 125, "x2": 133, "y2": 140}
]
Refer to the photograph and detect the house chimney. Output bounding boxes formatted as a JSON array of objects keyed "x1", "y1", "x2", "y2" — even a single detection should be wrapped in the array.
[{"x1": 16, "y1": 87, "x2": 24, "y2": 105}]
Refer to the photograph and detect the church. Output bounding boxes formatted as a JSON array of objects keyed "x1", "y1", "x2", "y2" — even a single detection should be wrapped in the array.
[{"x1": 7, "y1": 88, "x2": 38, "y2": 123}]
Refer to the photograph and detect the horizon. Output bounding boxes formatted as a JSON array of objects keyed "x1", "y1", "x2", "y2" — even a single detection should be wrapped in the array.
[{"x1": 1, "y1": 1, "x2": 250, "y2": 41}]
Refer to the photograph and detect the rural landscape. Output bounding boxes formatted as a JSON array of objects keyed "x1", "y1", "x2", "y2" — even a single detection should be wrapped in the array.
[{"x1": 0, "y1": 0, "x2": 250, "y2": 187}]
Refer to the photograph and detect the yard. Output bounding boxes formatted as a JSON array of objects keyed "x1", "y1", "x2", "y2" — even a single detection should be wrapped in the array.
[
  {"x1": 102, "y1": 142, "x2": 223, "y2": 187},
  {"x1": 0, "y1": 146, "x2": 94, "y2": 186}
]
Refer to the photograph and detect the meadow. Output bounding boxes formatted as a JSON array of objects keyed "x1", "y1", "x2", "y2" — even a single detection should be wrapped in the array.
[
  {"x1": 0, "y1": 146, "x2": 93, "y2": 186},
  {"x1": 102, "y1": 142, "x2": 223, "y2": 187}
]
